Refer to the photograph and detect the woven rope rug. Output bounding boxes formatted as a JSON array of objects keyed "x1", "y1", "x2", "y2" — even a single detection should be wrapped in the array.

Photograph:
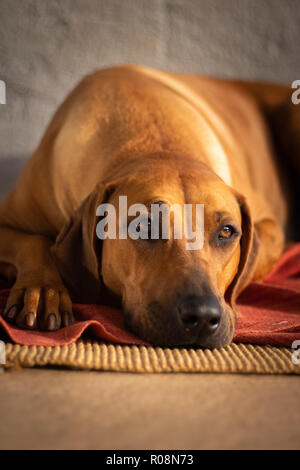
[{"x1": 2, "y1": 340, "x2": 299, "y2": 374}]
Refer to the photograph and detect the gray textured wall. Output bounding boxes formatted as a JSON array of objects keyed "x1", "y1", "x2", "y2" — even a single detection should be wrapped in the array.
[{"x1": 0, "y1": 0, "x2": 299, "y2": 175}]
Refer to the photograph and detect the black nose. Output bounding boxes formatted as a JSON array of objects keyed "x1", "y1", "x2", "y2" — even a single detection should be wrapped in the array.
[{"x1": 178, "y1": 295, "x2": 221, "y2": 334}]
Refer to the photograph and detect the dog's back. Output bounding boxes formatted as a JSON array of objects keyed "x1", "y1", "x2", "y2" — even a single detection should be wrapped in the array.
[{"x1": 0, "y1": 65, "x2": 291, "y2": 238}]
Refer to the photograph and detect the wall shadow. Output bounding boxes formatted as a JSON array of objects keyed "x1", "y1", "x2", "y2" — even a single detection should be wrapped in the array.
[{"x1": 0, "y1": 157, "x2": 27, "y2": 201}]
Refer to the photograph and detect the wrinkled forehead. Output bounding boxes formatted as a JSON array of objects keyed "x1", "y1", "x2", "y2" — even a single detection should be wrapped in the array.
[
  {"x1": 111, "y1": 170, "x2": 241, "y2": 222},
  {"x1": 113, "y1": 171, "x2": 185, "y2": 207}
]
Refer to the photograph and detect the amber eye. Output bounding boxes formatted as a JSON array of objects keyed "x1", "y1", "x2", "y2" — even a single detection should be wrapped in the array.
[{"x1": 218, "y1": 225, "x2": 234, "y2": 240}]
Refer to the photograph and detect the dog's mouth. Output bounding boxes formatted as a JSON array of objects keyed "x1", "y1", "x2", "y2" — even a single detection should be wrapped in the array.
[
  {"x1": 124, "y1": 313, "x2": 200, "y2": 347},
  {"x1": 123, "y1": 301, "x2": 235, "y2": 349}
]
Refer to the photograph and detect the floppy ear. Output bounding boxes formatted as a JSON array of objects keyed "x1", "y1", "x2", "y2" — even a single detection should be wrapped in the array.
[
  {"x1": 225, "y1": 193, "x2": 260, "y2": 316},
  {"x1": 51, "y1": 183, "x2": 114, "y2": 304}
]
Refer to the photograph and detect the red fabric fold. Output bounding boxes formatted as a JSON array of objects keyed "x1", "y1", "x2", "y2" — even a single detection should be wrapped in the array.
[{"x1": 1, "y1": 243, "x2": 300, "y2": 347}]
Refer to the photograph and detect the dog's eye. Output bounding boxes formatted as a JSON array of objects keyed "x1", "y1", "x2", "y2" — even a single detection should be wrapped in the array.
[
  {"x1": 218, "y1": 225, "x2": 235, "y2": 240},
  {"x1": 136, "y1": 218, "x2": 152, "y2": 237},
  {"x1": 212, "y1": 223, "x2": 240, "y2": 248}
]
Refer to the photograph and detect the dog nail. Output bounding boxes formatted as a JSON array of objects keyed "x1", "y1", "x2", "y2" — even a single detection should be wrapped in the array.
[
  {"x1": 5, "y1": 305, "x2": 18, "y2": 319},
  {"x1": 62, "y1": 311, "x2": 69, "y2": 327},
  {"x1": 47, "y1": 313, "x2": 57, "y2": 330},
  {"x1": 25, "y1": 312, "x2": 35, "y2": 327}
]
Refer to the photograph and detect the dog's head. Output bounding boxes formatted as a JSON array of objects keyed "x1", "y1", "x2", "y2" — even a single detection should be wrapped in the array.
[{"x1": 52, "y1": 152, "x2": 258, "y2": 348}]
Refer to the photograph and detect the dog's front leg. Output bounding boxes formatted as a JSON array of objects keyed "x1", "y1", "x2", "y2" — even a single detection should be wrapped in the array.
[{"x1": 0, "y1": 225, "x2": 73, "y2": 330}]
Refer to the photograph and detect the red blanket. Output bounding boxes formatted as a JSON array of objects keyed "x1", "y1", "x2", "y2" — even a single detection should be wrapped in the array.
[{"x1": 1, "y1": 243, "x2": 300, "y2": 347}]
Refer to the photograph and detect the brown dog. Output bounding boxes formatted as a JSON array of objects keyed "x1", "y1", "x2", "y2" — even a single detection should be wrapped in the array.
[{"x1": 0, "y1": 65, "x2": 298, "y2": 348}]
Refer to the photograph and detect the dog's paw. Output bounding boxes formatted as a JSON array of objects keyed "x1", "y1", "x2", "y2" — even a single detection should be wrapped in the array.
[{"x1": 2, "y1": 280, "x2": 74, "y2": 331}]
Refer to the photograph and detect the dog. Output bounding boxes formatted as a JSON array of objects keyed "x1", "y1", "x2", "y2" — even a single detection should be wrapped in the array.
[{"x1": 0, "y1": 65, "x2": 299, "y2": 348}]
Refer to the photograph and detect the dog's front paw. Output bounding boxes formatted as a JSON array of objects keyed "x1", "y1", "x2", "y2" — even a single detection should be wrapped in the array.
[{"x1": 2, "y1": 280, "x2": 74, "y2": 331}]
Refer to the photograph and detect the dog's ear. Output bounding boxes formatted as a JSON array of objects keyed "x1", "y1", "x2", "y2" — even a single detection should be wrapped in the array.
[
  {"x1": 51, "y1": 183, "x2": 114, "y2": 303},
  {"x1": 225, "y1": 193, "x2": 260, "y2": 315}
]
